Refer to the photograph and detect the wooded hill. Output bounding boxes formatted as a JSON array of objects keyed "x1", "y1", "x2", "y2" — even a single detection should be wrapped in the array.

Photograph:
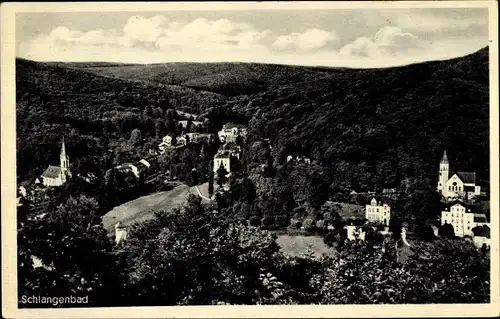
[{"x1": 16, "y1": 47, "x2": 489, "y2": 193}]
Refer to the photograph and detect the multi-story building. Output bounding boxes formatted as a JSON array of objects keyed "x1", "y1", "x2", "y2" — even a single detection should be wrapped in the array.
[
  {"x1": 365, "y1": 197, "x2": 391, "y2": 226},
  {"x1": 440, "y1": 200, "x2": 489, "y2": 237},
  {"x1": 218, "y1": 123, "x2": 247, "y2": 144}
]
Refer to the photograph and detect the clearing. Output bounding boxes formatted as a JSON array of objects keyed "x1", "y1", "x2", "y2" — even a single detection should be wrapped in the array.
[
  {"x1": 102, "y1": 182, "x2": 210, "y2": 232},
  {"x1": 276, "y1": 234, "x2": 336, "y2": 258}
]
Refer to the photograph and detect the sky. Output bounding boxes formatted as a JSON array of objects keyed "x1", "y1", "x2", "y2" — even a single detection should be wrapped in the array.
[{"x1": 15, "y1": 7, "x2": 490, "y2": 68}]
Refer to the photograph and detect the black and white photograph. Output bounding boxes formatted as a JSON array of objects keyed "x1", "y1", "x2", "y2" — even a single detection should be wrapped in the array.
[{"x1": 1, "y1": 1, "x2": 499, "y2": 318}]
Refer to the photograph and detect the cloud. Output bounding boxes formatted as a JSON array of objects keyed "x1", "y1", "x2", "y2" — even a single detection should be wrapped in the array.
[
  {"x1": 272, "y1": 28, "x2": 338, "y2": 52},
  {"x1": 340, "y1": 26, "x2": 419, "y2": 57},
  {"x1": 17, "y1": 14, "x2": 487, "y2": 68}
]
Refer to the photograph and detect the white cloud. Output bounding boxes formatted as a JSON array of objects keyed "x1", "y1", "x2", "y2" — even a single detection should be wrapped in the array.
[
  {"x1": 17, "y1": 15, "x2": 487, "y2": 68},
  {"x1": 340, "y1": 26, "x2": 419, "y2": 57},
  {"x1": 272, "y1": 28, "x2": 338, "y2": 52}
]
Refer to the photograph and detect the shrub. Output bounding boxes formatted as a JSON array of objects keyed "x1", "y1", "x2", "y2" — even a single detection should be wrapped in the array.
[{"x1": 249, "y1": 217, "x2": 261, "y2": 227}]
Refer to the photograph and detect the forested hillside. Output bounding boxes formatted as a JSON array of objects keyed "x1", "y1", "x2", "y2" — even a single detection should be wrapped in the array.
[
  {"x1": 16, "y1": 47, "x2": 489, "y2": 193},
  {"x1": 241, "y1": 47, "x2": 490, "y2": 193}
]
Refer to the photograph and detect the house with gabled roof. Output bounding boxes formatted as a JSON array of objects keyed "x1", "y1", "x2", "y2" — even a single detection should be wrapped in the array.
[
  {"x1": 471, "y1": 225, "x2": 491, "y2": 249},
  {"x1": 41, "y1": 137, "x2": 72, "y2": 187},
  {"x1": 437, "y1": 151, "x2": 481, "y2": 201},
  {"x1": 365, "y1": 196, "x2": 391, "y2": 226}
]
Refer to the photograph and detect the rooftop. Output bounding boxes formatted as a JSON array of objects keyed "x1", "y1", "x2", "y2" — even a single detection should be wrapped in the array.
[
  {"x1": 42, "y1": 165, "x2": 61, "y2": 179},
  {"x1": 456, "y1": 171, "x2": 476, "y2": 184},
  {"x1": 473, "y1": 213, "x2": 488, "y2": 223},
  {"x1": 215, "y1": 151, "x2": 233, "y2": 159},
  {"x1": 471, "y1": 225, "x2": 490, "y2": 238}
]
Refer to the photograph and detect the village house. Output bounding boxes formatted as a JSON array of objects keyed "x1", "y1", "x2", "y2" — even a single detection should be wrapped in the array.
[
  {"x1": 440, "y1": 200, "x2": 490, "y2": 237},
  {"x1": 213, "y1": 151, "x2": 231, "y2": 174},
  {"x1": 437, "y1": 151, "x2": 481, "y2": 200},
  {"x1": 471, "y1": 225, "x2": 491, "y2": 249},
  {"x1": 178, "y1": 120, "x2": 204, "y2": 130},
  {"x1": 115, "y1": 163, "x2": 140, "y2": 178},
  {"x1": 345, "y1": 225, "x2": 366, "y2": 241},
  {"x1": 218, "y1": 123, "x2": 247, "y2": 144},
  {"x1": 286, "y1": 155, "x2": 312, "y2": 165},
  {"x1": 186, "y1": 133, "x2": 212, "y2": 143},
  {"x1": 41, "y1": 137, "x2": 72, "y2": 187},
  {"x1": 77, "y1": 172, "x2": 97, "y2": 183},
  {"x1": 115, "y1": 222, "x2": 128, "y2": 245},
  {"x1": 365, "y1": 197, "x2": 391, "y2": 226},
  {"x1": 158, "y1": 134, "x2": 193, "y2": 154},
  {"x1": 222, "y1": 143, "x2": 242, "y2": 159},
  {"x1": 158, "y1": 135, "x2": 173, "y2": 154}
]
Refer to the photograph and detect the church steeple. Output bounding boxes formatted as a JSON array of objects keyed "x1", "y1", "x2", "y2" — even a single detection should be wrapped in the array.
[
  {"x1": 61, "y1": 136, "x2": 67, "y2": 157},
  {"x1": 60, "y1": 136, "x2": 71, "y2": 179},
  {"x1": 440, "y1": 151, "x2": 449, "y2": 164}
]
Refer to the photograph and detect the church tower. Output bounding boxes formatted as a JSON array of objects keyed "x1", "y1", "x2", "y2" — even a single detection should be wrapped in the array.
[
  {"x1": 60, "y1": 137, "x2": 71, "y2": 181},
  {"x1": 437, "y1": 151, "x2": 449, "y2": 194}
]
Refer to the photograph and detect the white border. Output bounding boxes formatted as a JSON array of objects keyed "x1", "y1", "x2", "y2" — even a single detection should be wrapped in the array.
[{"x1": 2, "y1": 2, "x2": 499, "y2": 318}]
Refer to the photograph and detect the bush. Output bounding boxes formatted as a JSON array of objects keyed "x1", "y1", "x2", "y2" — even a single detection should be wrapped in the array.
[
  {"x1": 303, "y1": 218, "x2": 316, "y2": 231},
  {"x1": 262, "y1": 216, "x2": 276, "y2": 229},
  {"x1": 316, "y1": 219, "x2": 326, "y2": 230},
  {"x1": 275, "y1": 215, "x2": 291, "y2": 228},
  {"x1": 249, "y1": 217, "x2": 261, "y2": 227}
]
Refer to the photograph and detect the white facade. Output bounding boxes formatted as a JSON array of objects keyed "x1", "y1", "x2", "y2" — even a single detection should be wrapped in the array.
[
  {"x1": 116, "y1": 163, "x2": 140, "y2": 178},
  {"x1": 345, "y1": 225, "x2": 366, "y2": 241},
  {"x1": 437, "y1": 151, "x2": 481, "y2": 199},
  {"x1": 213, "y1": 155, "x2": 231, "y2": 173},
  {"x1": 440, "y1": 202, "x2": 489, "y2": 237},
  {"x1": 42, "y1": 138, "x2": 72, "y2": 187},
  {"x1": 115, "y1": 223, "x2": 128, "y2": 245},
  {"x1": 158, "y1": 135, "x2": 173, "y2": 154},
  {"x1": 365, "y1": 198, "x2": 391, "y2": 226},
  {"x1": 217, "y1": 124, "x2": 246, "y2": 144},
  {"x1": 473, "y1": 236, "x2": 490, "y2": 249}
]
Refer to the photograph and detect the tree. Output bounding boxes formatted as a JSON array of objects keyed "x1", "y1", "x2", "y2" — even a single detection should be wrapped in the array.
[
  {"x1": 165, "y1": 108, "x2": 177, "y2": 135},
  {"x1": 216, "y1": 166, "x2": 229, "y2": 188},
  {"x1": 18, "y1": 195, "x2": 121, "y2": 308},
  {"x1": 439, "y1": 223, "x2": 455, "y2": 238},
  {"x1": 129, "y1": 128, "x2": 142, "y2": 146}
]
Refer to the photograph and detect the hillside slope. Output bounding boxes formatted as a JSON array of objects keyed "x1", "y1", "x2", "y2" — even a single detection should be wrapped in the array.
[
  {"x1": 239, "y1": 47, "x2": 490, "y2": 190},
  {"x1": 16, "y1": 47, "x2": 490, "y2": 192}
]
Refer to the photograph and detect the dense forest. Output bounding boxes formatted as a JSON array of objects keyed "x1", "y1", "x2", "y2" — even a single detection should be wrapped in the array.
[{"x1": 17, "y1": 47, "x2": 489, "y2": 194}]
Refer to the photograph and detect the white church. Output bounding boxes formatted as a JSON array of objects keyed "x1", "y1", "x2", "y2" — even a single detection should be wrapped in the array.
[
  {"x1": 437, "y1": 151, "x2": 481, "y2": 200},
  {"x1": 41, "y1": 137, "x2": 72, "y2": 187}
]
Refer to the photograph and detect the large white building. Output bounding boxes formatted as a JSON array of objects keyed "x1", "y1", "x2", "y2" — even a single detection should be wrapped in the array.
[
  {"x1": 440, "y1": 201, "x2": 489, "y2": 237},
  {"x1": 41, "y1": 137, "x2": 72, "y2": 187},
  {"x1": 218, "y1": 123, "x2": 247, "y2": 144},
  {"x1": 437, "y1": 151, "x2": 481, "y2": 200},
  {"x1": 213, "y1": 151, "x2": 233, "y2": 173},
  {"x1": 365, "y1": 197, "x2": 391, "y2": 226}
]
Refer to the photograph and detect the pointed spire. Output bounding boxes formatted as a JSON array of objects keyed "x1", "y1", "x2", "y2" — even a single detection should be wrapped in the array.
[
  {"x1": 61, "y1": 136, "x2": 66, "y2": 156},
  {"x1": 440, "y1": 151, "x2": 449, "y2": 164}
]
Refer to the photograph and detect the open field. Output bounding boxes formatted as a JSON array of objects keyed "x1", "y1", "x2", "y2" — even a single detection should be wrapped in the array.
[
  {"x1": 276, "y1": 234, "x2": 336, "y2": 258},
  {"x1": 102, "y1": 182, "x2": 210, "y2": 232}
]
